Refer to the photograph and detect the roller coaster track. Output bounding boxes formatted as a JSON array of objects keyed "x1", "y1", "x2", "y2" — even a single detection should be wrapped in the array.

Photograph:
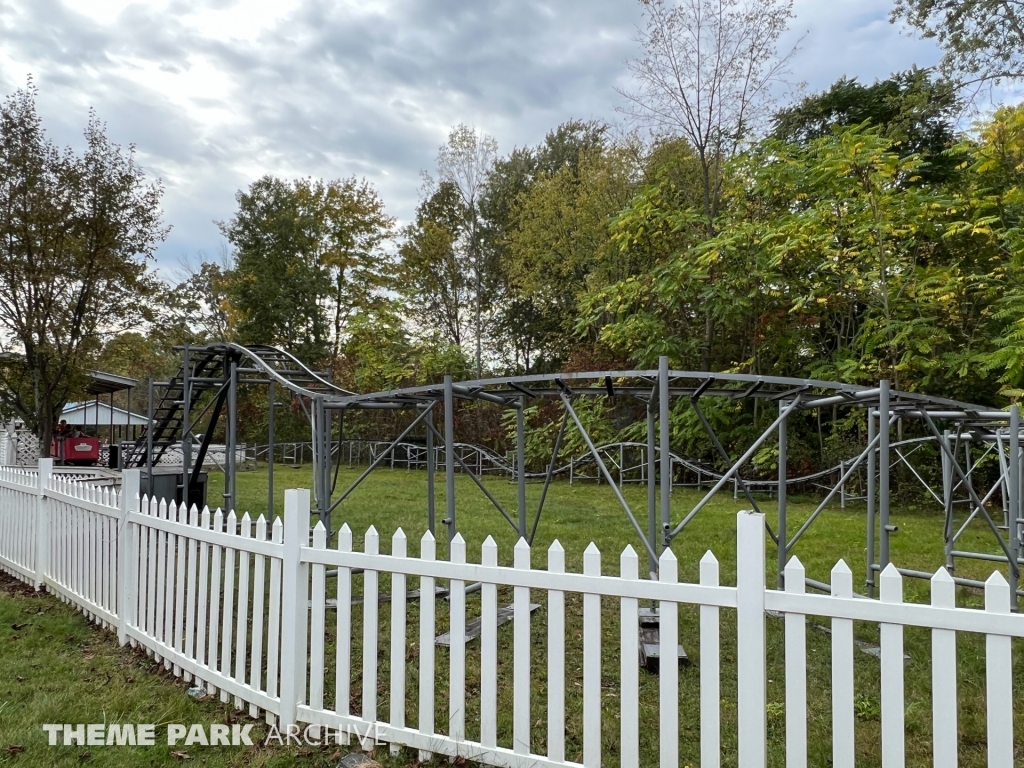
[
  {"x1": 322, "y1": 437, "x2": 935, "y2": 489},
  {"x1": 123, "y1": 343, "x2": 352, "y2": 469}
]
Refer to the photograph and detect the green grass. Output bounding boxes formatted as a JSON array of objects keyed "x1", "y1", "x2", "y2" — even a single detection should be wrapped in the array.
[
  {"x1": 0, "y1": 571, "x2": 416, "y2": 767},
  {"x1": 1, "y1": 464, "x2": 1022, "y2": 766}
]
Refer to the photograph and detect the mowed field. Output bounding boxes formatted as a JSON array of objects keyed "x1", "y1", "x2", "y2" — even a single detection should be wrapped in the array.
[{"x1": 0, "y1": 464, "x2": 1021, "y2": 766}]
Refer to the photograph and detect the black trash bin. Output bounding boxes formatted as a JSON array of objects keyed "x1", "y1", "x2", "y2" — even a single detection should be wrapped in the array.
[{"x1": 108, "y1": 444, "x2": 120, "y2": 469}]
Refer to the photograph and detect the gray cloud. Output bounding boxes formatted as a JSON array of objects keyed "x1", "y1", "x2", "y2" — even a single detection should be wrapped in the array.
[{"x1": 0, "y1": 0, "x2": 948, "y2": 272}]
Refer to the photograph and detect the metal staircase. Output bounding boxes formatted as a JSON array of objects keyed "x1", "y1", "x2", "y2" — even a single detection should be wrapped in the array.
[{"x1": 124, "y1": 343, "x2": 352, "y2": 469}]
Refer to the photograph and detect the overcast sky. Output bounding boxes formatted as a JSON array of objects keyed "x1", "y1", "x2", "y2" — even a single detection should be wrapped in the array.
[{"x1": 0, "y1": 0, "x2": 948, "y2": 278}]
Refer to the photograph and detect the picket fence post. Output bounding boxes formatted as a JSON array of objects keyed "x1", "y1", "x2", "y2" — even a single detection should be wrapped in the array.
[
  {"x1": 118, "y1": 470, "x2": 141, "y2": 644},
  {"x1": 33, "y1": 458, "x2": 53, "y2": 590},
  {"x1": 278, "y1": 488, "x2": 310, "y2": 728},
  {"x1": 736, "y1": 510, "x2": 766, "y2": 768}
]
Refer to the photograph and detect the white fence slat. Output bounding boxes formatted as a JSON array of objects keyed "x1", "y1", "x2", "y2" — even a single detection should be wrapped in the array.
[
  {"x1": 126, "y1": 501, "x2": 140, "y2": 641},
  {"x1": 620, "y1": 545, "x2": 639, "y2": 768},
  {"x1": 880, "y1": 564, "x2": 905, "y2": 768},
  {"x1": 417, "y1": 531, "x2": 435, "y2": 763},
  {"x1": 736, "y1": 511, "x2": 765, "y2": 768},
  {"x1": 207, "y1": 509, "x2": 224, "y2": 694},
  {"x1": 449, "y1": 533, "x2": 467, "y2": 747},
  {"x1": 234, "y1": 512, "x2": 251, "y2": 707},
  {"x1": 106, "y1": 511, "x2": 116, "y2": 617},
  {"x1": 784, "y1": 557, "x2": 807, "y2": 768},
  {"x1": 984, "y1": 572, "x2": 1013, "y2": 767},
  {"x1": 930, "y1": 568, "x2": 957, "y2": 768},
  {"x1": 195, "y1": 507, "x2": 212, "y2": 688},
  {"x1": 152, "y1": 500, "x2": 164, "y2": 650},
  {"x1": 481, "y1": 536, "x2": 498, "y2": 749},
  {"x1": 388, "y1": 529, "x2": 408, "y2": 757},
  {"x1": 183, "y1": 505, "x2": 200, "y2": 683},
  {"x1": 547, "y1": 541, "x2": 566, "y2": 764},
  {"x1": 335, "y1": 525, "x2": 353, "y2": 731},
  {"x1": 362, "y1": 526, "x2": 380, "y2": 736},
  {"x1": 12, "y1": 481, "x2": 1024, "y2": 768},
  {"x1": 220, "y1": 510, "x2": 237, "y2": 702},
  {"x1": 831, "y1": 561, "x2": 855, "y2": 768},
  {"x1": 249, "y1": 514, "x2": 268, "y2": 719},
  {"x1": 265, "y1": 517, "x2": 284, "y2": 725},
  {"x1": 659, "y1": 548, "x2": 679, "y2": 768},
  {"x1": 699, "y1": 552, "x2": 720, "y2": 768},
  {"x1": 514, "y1": 538, "x2": 533, "y2": 757},
  {"x1": 277, "y1": 489, "x2": 310, "y2": 730},
  {"x1": 309, "y1": 522, "x2": 328, "y2": 739},
  {"x1": 145, "y1": 498, "x2": 157, "y2": 638}
]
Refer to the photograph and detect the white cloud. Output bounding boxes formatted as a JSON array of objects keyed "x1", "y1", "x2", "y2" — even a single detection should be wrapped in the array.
[{"x1": 0, "y1": 0, "x2": 971, "y2": 273}]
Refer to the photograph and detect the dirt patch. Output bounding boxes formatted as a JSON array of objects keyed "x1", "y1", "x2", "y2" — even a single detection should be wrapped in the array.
[{"x1": 0, "y1": 571, "x2": 38, "y2": 598}]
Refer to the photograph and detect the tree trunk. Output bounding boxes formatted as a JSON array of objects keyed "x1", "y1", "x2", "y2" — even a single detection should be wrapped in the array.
[{"x1": 38, "y1": 390, "x2": 55, "y2": 458}]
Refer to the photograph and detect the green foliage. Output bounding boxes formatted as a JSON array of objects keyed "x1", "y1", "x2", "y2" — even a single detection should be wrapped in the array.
[
  {"x1": 771, "y1": 69, "x2": 962, "y2": 182},
  {"x1": 0, "y1": 80, "x2": 166, "y2": 451},
  {"x1": 891, "y1": 0, "x2": 1024, "y2": 87},
  {"x1": 220, "y1": 175, "x2": 394, "y2": 362}
]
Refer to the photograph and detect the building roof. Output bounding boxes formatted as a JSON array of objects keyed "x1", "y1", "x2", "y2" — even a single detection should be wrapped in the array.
[
  {"x1": 61, "y1": 401, "x2": 150, "y2": 426},
  {"x1": 85, "y1": 371, "x2": 138, "y2": 395}
]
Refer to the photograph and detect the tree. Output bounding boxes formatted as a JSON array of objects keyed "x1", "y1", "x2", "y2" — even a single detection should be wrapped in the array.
[
  {"x1": 433, "y1": 124, "x2": 498, "y2": 377},
  {"x1": 618, "y1": 0, "x2": 798, "y2": 368},
  {"x1": 398, "y1": 181, "x2": 472, "y2": 348},
  {"x1": 771, "y1": 69, "x2": 962, "y2": 182},
  {"x1": 0, "y1": 81, "x2": 166, "y2": 455},
  {"x1": 220, "y1": 175, "x2": 394, "y2": 361},
  {"x1": 168, "y1": 254, "x2": 232, "y2": 341},
  {"x1": 504, "y1": 145, "x2": 642, "y2": 362},
  {"x1": 619, "y1": 0, "x2": 798, "y2": 224},
  {"x1": 892, "y1": 0, "x2": 1024, "y2": 87},
  {"x1": 481, "y1": 120, "x2": 611, "y2": 371}
]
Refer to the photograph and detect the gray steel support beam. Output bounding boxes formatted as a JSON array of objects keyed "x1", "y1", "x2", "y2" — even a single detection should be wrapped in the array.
[
  {"x1": 942, "y1": 430, "x2": 953, "y2": 572},
  {"x1": 692, "y1": 400, "x2": 766, "y2": 520},
  {"x1": 866, "y1": 409, "x2": 876, "y2": 597},
  {"x1": 778, "y1": 400, "x2": 788, "y2": 590},
  {"x1": 1010, "y1": 405, "x2": 1020, "y2": 610},
  {"x1": 528, "y1": 406, "x2": 569, "y2": 546},
  {"x1": 225, "y1": 359, "x2": 238, "y2": 513},
  {"x1": 330, "y1": 405, "x2": 435, "y2": 512},
  {"x1": 268, "y1": 380, "x2": 275, "y2": 519},
  {"x1": 517, "y1": 396, "x2": 526, "y2": 538},
  {"x1": 426, "y1": 406, "x2": 435, "y2": 535},
  {"x1": 787, "y1": 417, "x2": 895, "y2": 551},
  {"x1": 658, "y1": 356, "x2": 671, "y2": 549},
  {"x1": 669, "y1": 398, "x2": 802, "y2": 540},
  {"x1": 879, "y1": 380, "x2": 891, "y2": 570},
  {"x1": 444, "y1": 375, "x2": 456, "y2": 545},
  {"x1": 920, "y1": 410, "x2": 1019, "y2": 573},
  {"x1": 146, "y1": 377, "x2": 154, "y2": 492},
  {"x1": 647, "y1": 403, "x2": 657, "y2": 578},
  {"x1": 182, "y1": 344, "x2": 191, "y2": 511},
  {"x1": 425, "y1": 422, "x2": 519, "y2": 533},
  {"x1": 560, "y1": 393, "x2": 659, "y2": 563}
]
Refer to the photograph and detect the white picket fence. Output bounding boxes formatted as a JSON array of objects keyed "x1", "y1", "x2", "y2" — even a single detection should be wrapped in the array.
[{"x1": 0, "y1": 462, "x2": 1022, "y2": 767}]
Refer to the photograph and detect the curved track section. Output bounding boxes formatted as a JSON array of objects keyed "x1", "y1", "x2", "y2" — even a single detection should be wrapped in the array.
[{"x1": 125, "y1": 343, "x2": 352, "y2": 468}]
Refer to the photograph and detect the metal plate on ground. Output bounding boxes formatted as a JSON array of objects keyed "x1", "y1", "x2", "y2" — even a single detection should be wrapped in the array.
[
  {"x1": 638, "y1": 608, "x2": 688, "y2": 673},
  {"x1": 435, "y1": 603, "x2": 541, "y2": 646}
]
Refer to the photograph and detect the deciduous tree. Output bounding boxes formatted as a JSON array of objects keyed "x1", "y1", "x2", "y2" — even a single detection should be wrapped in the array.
[{"x1": 0, "y1": 81, "x2": 166, "y2": 454}]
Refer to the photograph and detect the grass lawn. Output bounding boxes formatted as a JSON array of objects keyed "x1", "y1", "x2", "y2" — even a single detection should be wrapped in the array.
[{"x1": 1, "y1": 464, "x2": 1021, "y2": 766}]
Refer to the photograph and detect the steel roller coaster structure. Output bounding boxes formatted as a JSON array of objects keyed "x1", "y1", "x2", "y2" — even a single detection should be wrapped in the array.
[{"x1": 129, "y1": 346, "x2": 1024, "y2": 606}]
